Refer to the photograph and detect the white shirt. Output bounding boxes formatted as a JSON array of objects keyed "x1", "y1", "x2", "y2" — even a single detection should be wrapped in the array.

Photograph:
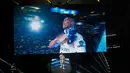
[{"x1": 59, "y1": 32, "x2": 86, "y2": 53}]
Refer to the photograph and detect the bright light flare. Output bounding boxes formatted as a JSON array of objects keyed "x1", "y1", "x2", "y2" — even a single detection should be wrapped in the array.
[
  {"x1": 31, "y1": 22, "x2": 41, "y2": 31},
  {"x1": 76, "y1": 22, "x2": 83, "y2": 25},
  {"x1": 97, "y1": 0, "x2": 100, "y2": 2},
  {"x1": 41, "y1": 20, "x2": 44, "y2": 23}
]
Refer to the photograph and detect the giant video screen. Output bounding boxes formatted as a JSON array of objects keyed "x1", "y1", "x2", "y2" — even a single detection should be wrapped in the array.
[{"x1": 14, "y1": 5, "x2": 106, "y2": 54}]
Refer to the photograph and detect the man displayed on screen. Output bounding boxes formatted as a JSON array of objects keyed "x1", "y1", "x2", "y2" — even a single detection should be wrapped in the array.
[{"x1": 48, "y1": 17, "x2": 86, "y2": 53}]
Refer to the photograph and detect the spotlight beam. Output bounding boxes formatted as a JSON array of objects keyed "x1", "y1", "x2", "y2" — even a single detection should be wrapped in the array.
[
  {"x1": 73, "y1": 63, "x2": 92, "y2": 73},
  {"x1": 92, "y1": 55, "x2": 108, "y2": 73},
  {"x1": 0, "y1": 58, "x2": 23, "y2": 73},
  {"x1": 90, "y1": 65, "x2": 101, "y2": 73},
  {"x1": 79, "y1": 65, "x2": 92, "y2": 73},
  {"x1": 87, "y1": 40, "x2": 108, "y2": 73},
  {"x1": 88, "y1": 30, "x2": 109, "y2": 72},
  {"x1": 0, "y1": 58, "x2": 12, "y2": 67},
  {"x1": 88, "y1": 51, "x2": 108, "y2": 73},
  {"x1": 96, "y1": 53, "x2": 110, "y2": 73},
  {"x1": 100, "y1": 53, "x2": 110, "y2": 70},
  {"x1": 90, "y1": 40, "x2": 108, "y2": 73}
]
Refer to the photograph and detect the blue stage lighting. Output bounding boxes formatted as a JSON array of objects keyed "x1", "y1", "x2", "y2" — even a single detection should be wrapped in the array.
[
  {"x1": 97, "y1": 29, "x2": 107, "y2": 52},
  {"x1": 50, "y1": 7, "x2": 78, "y2": 15},
  {"x1": 68, "y1": 10, "x2": 72, "y2": 14},
  {"x1": 64, "y1": 10, "x2": 69, "y2": 14},
  {"x1": 68, "y1": 10, "x2": 78, "y2": 15},
  {"x1": 50, "y1": 7, "x2": 60, "y2": 13},
  {"x1": 71, "y1": 10, "x2": 78, "y2": 15},
  {"x1": 60, "y1": 8, "x2": 65, "y2": 14}
]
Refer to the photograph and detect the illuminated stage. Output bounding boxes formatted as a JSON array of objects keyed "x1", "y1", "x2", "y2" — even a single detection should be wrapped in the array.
[{"x1": 51, "y1": 58, "x2": 71, "y2": 73}]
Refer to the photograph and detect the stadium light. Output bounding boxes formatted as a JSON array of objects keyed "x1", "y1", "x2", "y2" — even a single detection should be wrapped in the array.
[
  {"x1": 30, "y1": 21, "x2": 41, "y2": 31},
  {"x1": 76, "y1": 22, "x2": 83, "y2": 25},
  {"x1": 41, "y1": 20, "x2": 44, "y2": 23}
]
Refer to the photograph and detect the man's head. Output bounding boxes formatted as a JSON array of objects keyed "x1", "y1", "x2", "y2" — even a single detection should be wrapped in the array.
[
  {"x1": 63, "y1": 17, "x2": 75, "y2": 29},
  {"x1": 60, "y1": 52, "x2": 63, "y2": 55}
]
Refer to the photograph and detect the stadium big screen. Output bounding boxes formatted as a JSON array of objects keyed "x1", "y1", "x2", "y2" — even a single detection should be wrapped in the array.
[{"x1": 14, "y1": 5, "x2": 106, "y2": 55}]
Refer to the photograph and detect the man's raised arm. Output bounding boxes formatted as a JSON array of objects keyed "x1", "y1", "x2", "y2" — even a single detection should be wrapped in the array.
[{"x1": 48, "y1": 34, "x2": 67, "y2": 48}]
